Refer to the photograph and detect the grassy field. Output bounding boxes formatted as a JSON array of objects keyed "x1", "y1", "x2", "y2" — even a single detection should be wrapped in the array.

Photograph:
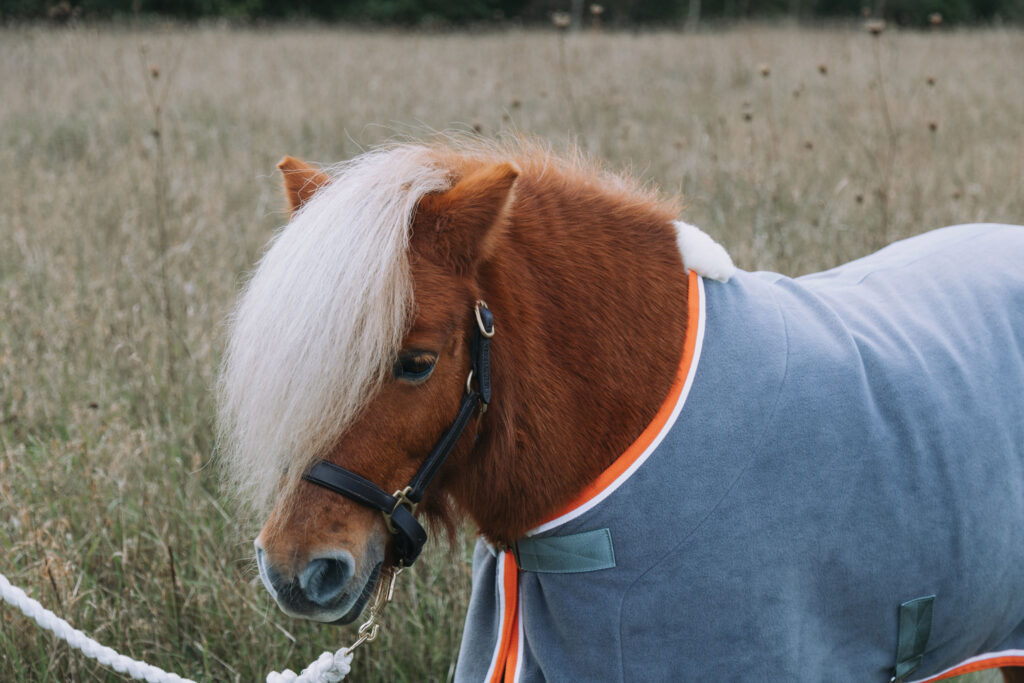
[{"x1": 1, "y1": 22, "x2": 1021, "y2": 682}]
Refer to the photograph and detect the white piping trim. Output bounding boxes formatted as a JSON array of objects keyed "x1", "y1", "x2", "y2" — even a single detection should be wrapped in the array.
[
  {"x1": 909, "y1": 649, "x2": 1024, "y2": 683},
  {"x1": 526, "y1": 275, "x2": 708, "y2": 536},
  {"x1": 481, "y1": 552, "x2": 508, "y2": 683},
  {"x1": 512, "y1": 597, "x2": 525, "y2": 683}
]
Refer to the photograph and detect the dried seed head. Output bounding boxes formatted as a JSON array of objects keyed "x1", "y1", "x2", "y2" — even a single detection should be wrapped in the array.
[
  {"x1": 552, "y1": 11, "x2": 571, "y2": 29},
  {"x1": 865, "y1": 19, "x2": 886, "y2": 35},
  {"x1": 590, "y1": 4, "x2": 604, "y2": 15},
  {"x1": 929, "y1": 12, "x2": 942, "y2": 25},
  {"x1": 149, "y1": 64, "x2": 160, "y2": 79},
  {"x1": 818, "y1": 63, "x2": 828, "y2": 75},
  {"x1": 928, "y1": 121, "x2": 938, "y2": 132},
  {"x1": 48, "y1": 0, "x2": 74, "y2": 20},
  {"x1": 759, "y1": 63, "x2": 771, "y2": 77},
  {"x1": 510, "y1": 98, "x2": 521, "y2": 109},
  {"x1": 926, "y1": 76, "x2": 936, "y2": 86}
]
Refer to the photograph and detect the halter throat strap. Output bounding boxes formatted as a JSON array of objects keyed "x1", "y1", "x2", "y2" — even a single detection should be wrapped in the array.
[{"x1": 303, "y1": 301, "x2": 494, "y2": 567}]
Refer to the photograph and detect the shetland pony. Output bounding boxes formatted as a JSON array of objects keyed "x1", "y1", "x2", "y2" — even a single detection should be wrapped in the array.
[{"x1": 218, "y1": 141, "x2": 1024, "y2": 682}]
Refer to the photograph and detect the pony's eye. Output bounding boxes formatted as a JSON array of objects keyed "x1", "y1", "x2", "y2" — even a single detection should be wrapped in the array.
[{"x1": 393, "y1": 350, "x2": 437, "y2": 383}]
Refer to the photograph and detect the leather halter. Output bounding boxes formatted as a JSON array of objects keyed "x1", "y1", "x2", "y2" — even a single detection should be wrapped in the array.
[{"x1": 303, "y1": 302, "x2": 494, "y2": 568}]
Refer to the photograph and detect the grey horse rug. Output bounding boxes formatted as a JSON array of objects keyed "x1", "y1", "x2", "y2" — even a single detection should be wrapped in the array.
[{"x1": 454, "y1": 223, "x2": 1024, "y2": 682}]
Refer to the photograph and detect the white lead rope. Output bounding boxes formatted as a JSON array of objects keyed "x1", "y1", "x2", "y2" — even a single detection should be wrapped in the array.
[
  {"x1": 265, "y1": 648, "x2": 353, "y2": 683},
  {"x1": 0, "y1": 568, "x2": 398, "y2": 683},
  {"x1": 0, "y1": 571, "x2": 195, "y2": 683}
]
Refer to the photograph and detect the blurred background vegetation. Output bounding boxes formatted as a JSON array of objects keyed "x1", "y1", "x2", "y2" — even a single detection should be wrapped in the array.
[{"x1": 1, "y1": 0, "x2": 1022, "y2": 27}]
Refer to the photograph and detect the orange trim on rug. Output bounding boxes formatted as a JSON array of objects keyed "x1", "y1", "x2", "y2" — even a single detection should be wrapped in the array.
[
  {"x1": 919, "y1": 655, "x2": 1024, "y2": 681},
  {"x1": 488, "y1": 552, "x2": 520, "y2": 683},
  {"x1": 502, "y1": 594, "x2": 522, "y2": 683},
  {"x1": 539, "y1": 269, "x2": 702, "y2": 525}
]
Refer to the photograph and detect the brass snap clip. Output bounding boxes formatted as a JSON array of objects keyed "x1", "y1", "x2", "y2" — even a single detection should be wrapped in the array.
[{"x1": 348, "y1": 567, "x2": 404, "y2": 653}]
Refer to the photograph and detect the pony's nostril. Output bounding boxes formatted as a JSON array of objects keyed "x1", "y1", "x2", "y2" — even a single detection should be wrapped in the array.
[{"x1": 299, "y1": 553, "x2": 354, "y2": 607}]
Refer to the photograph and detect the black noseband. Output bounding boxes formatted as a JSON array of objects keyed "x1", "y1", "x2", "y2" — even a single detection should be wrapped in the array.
[{"x1": 303, "y1": 301, "x2": 494, "y2": 567}]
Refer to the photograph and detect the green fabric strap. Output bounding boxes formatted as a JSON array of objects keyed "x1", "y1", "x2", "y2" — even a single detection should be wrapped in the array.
[
  {"x1": 894, "y1": 595, "x2": 935, "y2": 682},
  {"x1": 512, "y1": 528, "x2": 616, "y2": 574}
]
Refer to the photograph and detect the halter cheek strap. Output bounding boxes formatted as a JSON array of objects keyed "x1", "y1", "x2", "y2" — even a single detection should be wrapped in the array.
[{"x1": 303, "y1": 301, "x2": 495, "y2": 568}]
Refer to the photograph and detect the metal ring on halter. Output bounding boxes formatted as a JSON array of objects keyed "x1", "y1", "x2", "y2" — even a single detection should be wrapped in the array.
[
  {"x1": 382, "y1": 486, "x2": 417, "y2": 535},
  {"x1": 475, "y1": 300, "x2": 495, "y2": 338}
]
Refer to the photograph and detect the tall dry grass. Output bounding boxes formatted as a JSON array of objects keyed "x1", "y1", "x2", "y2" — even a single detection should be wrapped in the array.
[{"x1": 1, "y1": 23, "x2": 1021, "y2": 682}]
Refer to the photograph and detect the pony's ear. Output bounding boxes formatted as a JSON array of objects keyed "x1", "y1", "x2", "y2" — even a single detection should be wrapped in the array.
[
  {"x1": 416, "y1": 162, "x2": 520, "y2": 273},
  {"x1": 277, "y1": 156, "x2": 330, "y2": 214}
]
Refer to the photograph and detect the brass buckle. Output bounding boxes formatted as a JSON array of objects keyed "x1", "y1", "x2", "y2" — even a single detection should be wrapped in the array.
[
  {"x1": 382, "y1": 486, "x2": 417, "y2": 535},
  {"x1": 474, "y1": 300, "x2": 495, "y2": 338}
]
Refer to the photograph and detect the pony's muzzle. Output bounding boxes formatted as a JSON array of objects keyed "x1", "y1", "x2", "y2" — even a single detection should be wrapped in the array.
[{"x1": 255, "y1": 541, "x2": 356, "y2": 612}]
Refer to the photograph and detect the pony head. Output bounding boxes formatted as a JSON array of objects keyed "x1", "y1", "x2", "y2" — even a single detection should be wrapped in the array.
[{"x1": 218, "y1": 145, "x2": 519, "y2": 623}]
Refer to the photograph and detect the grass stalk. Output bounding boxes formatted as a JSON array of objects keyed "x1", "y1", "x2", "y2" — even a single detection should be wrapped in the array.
[
  {"x1": 138, "y1": 43, "x2": 183, "y2": 391},
  {"x1": 869, "y1": 28, "x2": 897, "y2": 249},
  {"x1": 555, "y1": 29, "x2": 585, "y2": 141}
]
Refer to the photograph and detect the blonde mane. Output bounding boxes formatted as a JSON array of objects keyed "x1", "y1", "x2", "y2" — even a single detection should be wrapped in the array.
[
  {"x1": 218, "y1": 145, "x2": 451, "y2": 513},
  {"x1": 218, "y1": 137, "x2": 681, "y2": 516}
]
